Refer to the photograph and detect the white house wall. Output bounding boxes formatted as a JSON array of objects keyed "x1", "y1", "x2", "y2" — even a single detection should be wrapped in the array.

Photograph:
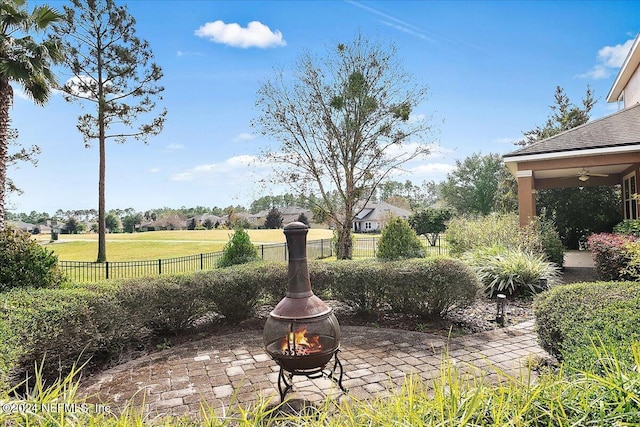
[{"x1": 624, "y1": 62, "x2": 640, "y2": 107}]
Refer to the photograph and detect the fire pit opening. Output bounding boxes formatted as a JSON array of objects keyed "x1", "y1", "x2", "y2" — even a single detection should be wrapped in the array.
[{"x1": 263, "y1": 222, "x2": 347, "y2": 401}]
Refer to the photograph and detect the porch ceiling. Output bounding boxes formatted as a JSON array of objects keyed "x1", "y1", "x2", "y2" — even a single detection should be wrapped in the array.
[{"x1": 533, "y1": 164, "x2": 632, "y2": 180}]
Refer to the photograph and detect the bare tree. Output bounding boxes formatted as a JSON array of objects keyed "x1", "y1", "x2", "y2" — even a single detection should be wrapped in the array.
[{"x1": 254, "y1": 33, "x2": 433, "y2": 258}]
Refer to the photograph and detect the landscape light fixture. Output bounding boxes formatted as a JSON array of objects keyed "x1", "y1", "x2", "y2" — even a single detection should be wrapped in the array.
[{"x1": 496, "y1": 293, "x2": 506, "y2": 326}]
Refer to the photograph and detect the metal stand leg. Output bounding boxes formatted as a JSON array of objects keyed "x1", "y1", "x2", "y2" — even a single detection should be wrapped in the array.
[
  {"x1": 326, "y1": 350, "x2": 348, "y2": 394},
  {"x1": 276, "y1": 351, "x2": 349, "y2": 402},
  {"x1": 278, "y1": 367, "x2": 293, "y2": 402}
]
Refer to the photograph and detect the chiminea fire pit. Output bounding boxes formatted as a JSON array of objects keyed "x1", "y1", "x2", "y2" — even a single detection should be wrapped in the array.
[{"x1": 263, "y1": 222, "x2": 347, "y2": 401}]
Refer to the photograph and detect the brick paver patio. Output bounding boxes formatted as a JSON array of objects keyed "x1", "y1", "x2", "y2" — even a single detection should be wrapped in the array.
[{"x1": 80, "y1": 320, "x2": 548, "y2": 418}]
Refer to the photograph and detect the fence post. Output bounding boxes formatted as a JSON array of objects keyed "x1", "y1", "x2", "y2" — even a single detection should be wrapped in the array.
[
  {"x1": 158, "y1": 259, "x2": 162, "y2": 275},
  {"x1": 105, "y1": 261, "x2": 109, "y2": 280},
  {"x1": 261, "y1": 244, "x2": 265, "y2": 260},
  {"x1": 200, "y1": 253, "x2": 204, "y2": 270}
]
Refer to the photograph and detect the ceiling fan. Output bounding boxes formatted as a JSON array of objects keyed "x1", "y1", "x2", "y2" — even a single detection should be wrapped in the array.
[{"x1": 573, "y1": 168, "x2": 609, "y2": 182}]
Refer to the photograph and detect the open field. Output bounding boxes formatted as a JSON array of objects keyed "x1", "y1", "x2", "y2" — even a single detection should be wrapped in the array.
[{"x1": 38, "y1": 228, "x2": 337, "y2": 262}]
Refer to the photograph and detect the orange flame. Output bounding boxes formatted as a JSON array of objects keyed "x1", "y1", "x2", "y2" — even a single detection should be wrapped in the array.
[{"x1": 280, "y1": 327, "x2": 323, "y2": 355}]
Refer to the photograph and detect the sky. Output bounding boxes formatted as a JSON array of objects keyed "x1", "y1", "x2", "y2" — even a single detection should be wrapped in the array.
[{"x1": 7, "y1": 0, "x2": 640, "y2": 215}]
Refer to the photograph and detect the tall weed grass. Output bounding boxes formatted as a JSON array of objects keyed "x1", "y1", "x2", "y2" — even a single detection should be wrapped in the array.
[{"x1": 2, "y1": 343, "x2": 639, "y2": 426}]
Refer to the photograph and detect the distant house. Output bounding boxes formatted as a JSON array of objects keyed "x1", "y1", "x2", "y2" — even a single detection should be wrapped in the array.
[
  {"x1": 250, "y1": 206, "x2": 315, "y2": 228},
  {"x1": 503, "y1": 32, "x2": 640, "y2": 226},
  {"x1": 280, "y1": 206, "x2": 314, "y2": 225},
  {"x1": 188, "y1": 213, "x2": 224, "y2": 229},
  {"x1": 353, "y1": 201, "x2": 412, "y2": 233},
  {"x1": 7, "y1": 220, "x2": 53, "y2": 235},
  {"x1": 7, "y1": 220, "x2": 35, "y2": 233}
]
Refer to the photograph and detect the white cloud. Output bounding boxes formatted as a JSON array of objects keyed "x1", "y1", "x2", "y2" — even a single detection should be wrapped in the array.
[
  {"x1": 598, "y1": 39, "x2": 634, "y2": 68},
  {"x1": 63, "y1": 75, "x2": 98, "y2": 99},
  {"x1": 170, "y1": 154, "x2": 267, "y2": 182},
  {"x1": 233, "y1": 132, "x2": 256, "y2": 142},
  {"x1": 149, "y1": 167, "x2": 161, "y2": 173},
  {"x1": 176, "y1": 50, "x2": 204, "y2": 57},
  {"x1": 195, "y1": 20, "x2": 286, "y2": 49},
  {"x1": 408, "y1": 163, "x2": 455, "y2": 175},
  {"x1": 387, "y1": 161, "x2": 454, "y2": 183},
  {"x1": 579, "y1": 38, "x2": 634, "y2": 80}
]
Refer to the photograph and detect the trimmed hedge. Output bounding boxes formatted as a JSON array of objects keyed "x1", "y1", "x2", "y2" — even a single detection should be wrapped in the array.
[
  {"x1": 0, "y1": 257, "x2": 478, "y2": 390},
  {"x1": 330, "y1": 260, "x2": 390, "y2": 314},
  {"x1": 196, "y1": 263, "x2": 278, "y2": 324},
  {"x1": 383, "y1": 257, "x2": 478, "y2": 318},
  {"x1": 534, "y1": 281, "x2": 640, "y2": 372},
  {"x1": 0, "y1": 286, "x2": 135, "y2": 390},
  {"x1": 0, "y1": 265, "x2": 265, "y2": 390}
]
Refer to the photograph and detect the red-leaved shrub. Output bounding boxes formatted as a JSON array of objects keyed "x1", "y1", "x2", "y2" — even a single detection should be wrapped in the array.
[{"x1": 586, "y1": 233, "x2": 639, "y2": 280}]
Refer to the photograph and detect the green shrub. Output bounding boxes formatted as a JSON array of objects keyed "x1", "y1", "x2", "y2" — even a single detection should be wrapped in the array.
[
  {"x1": 614, "y1": 218, "x2": 640, "y2": 236},
  {"x1": 377, "y1": 217, "x2": 424, "y2": 260},
  {"x1": 0, "y1": 286, "x2": 138, "y2": 389},
  {"x1": 110, "y1": 274, "x2": 206, "y2": 334},
  {"x1": 538, "y1": 217, "x2": 565, "y2": 267},
  {"x1": 260, "y1": 261, "x2": 333, "y2": 304},
  {"x1": 534, "y1": 281, "x2": 640, "y2": 372},
  {"x1": 445, "y1": 213, "x2": 535, "y2": 256},
  {"x1": 0, "y1": 228, "x2": 65, "y2": 292},
  {"x1": 331, "y1": 258, "x2": 477, "y2": 317},
  {"x1": 622, "y1": 240, "x2": 640, "y2": 280},
  {"x1": 445, "y1": 213, "x2": 565, "y2": 267},
  {"x1": 385, "y1": 257, "x2": 478, "y2": 318},
  {"x1": 466, "y1": 248, "x2": 560, "y2": 298},
  {"x1": 196, "y1": 263, "x2": 264, "y2": 324},
  {"x1": 330, "y1": 259, "x2": 389, "y2": 314},
  {"x1": 216, "y1": 227, "x2": 260, "y2": 268},
  {"x1": 0, "y1": 270, "x2": 256, "y2": 388}
]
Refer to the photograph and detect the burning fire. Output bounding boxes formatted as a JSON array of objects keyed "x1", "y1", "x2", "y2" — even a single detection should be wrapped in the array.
[{"x1": 280, "y1": 328, "x2": 323, "y2": 356}]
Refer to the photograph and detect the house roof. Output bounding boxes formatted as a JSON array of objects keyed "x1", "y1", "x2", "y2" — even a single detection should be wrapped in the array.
[
  {"x1": 8, "y1": 220, "x2": 35, "y2": 231},
  {"x1": 607, "y1": 33, "x2": 640, "y2": 103},
  {"x1": 354, "y1": 201, "x2": 412, "y2": 222},
  {"x1": 503, "y1": 102, "x2": 640, "y2": 160}
]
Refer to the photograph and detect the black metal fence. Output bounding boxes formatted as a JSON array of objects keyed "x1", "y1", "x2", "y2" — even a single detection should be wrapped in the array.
[{"x1": 59, "y1": 235, "x2": 447, "y2": 282}]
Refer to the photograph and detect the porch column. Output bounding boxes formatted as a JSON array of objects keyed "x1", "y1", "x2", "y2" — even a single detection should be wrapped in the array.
[{"x1": 516, "y1": 170, "x2": 536, "y2": 226}]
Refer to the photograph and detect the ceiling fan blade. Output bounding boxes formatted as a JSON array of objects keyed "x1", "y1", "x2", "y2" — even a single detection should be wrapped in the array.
[{"x1": 589, "y1": 173, "x2": 609, "y2": 177}]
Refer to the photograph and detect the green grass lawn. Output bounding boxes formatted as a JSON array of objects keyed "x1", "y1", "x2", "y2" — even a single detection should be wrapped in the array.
[{"x1": 39, "y1": 228, "x2": 335, "y2": 261}]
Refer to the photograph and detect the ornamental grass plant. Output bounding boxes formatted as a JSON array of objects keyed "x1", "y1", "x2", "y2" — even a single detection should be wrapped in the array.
[
  {"x1": 2, "y1": 344, "x2": 640, "y2": 426},
  {"x1": 466, "y1": 247, "x2": 561, "y2": 298}
]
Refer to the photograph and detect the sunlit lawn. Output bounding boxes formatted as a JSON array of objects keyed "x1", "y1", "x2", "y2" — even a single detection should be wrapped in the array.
[{"x1": 39, "y1": 228, "x2": 336, "y2": 262}]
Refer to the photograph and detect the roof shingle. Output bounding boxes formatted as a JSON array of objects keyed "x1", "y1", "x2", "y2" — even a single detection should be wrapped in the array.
[{"x1": 504, "y1": 103, "x2": 640, "y2": 158}]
